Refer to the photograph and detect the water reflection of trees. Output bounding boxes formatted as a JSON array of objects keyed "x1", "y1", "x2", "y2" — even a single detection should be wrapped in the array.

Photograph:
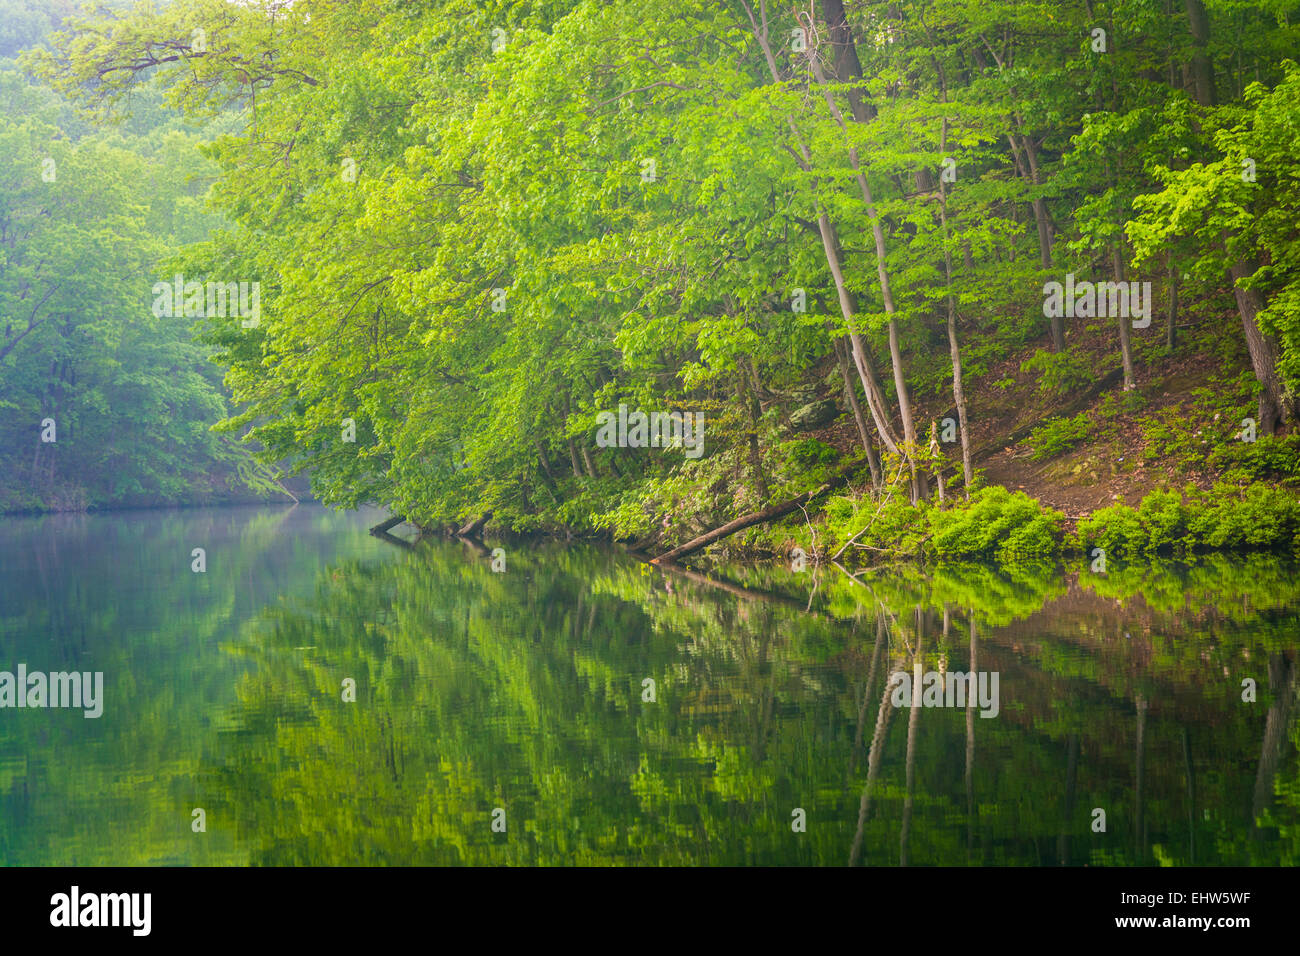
[{"x1": 204, "y1": 543, "x2": 1299, "y2": 865}]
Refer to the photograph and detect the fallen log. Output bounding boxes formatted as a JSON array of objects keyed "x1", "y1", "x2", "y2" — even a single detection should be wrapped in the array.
[
  {"x1": 369, "y1": 514, "x2": 407, "y2": 535},
  {"x1": 457, "y1": 511, "x2": 492, "y2": 537},
  {"x1": 649, "y1": 463, "x2": 860, "y2": 565}
]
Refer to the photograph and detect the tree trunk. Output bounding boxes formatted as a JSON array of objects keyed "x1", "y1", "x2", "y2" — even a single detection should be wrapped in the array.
[
  {"x1": 741, "y1": 362, "x2": 768, "y2": 500},
  {"x1": 1166, "y1": 257, "x2": 1179, "y2": 350},
  {"x1": 456, "y1": 512, "x2": 492, "y2": 536},
  {"x1": 739, "y1": 3, "x2": 905, "y2": 458},
  {"x1": 1009, "y1": 132, "x2": 1063, "y2": 351},
  {"x1": 369, "y1": 514, "x2": 407, "y2": 535},
  {"x1": 806, "y1": 35, "x2": 921, "y2": 499},
  {"x1": 1184, "y1": 0, "x2": 1216, "y2": 106},
  {"x1": 834, "y1": 337, "x2": 882, "y2": 488},
  {"x1": 650, "y1": 462, "x2": 858, "y2": 564},
  {"x1": 1181, "y1": 3, "x2": 1291, "y2": 429},
  {"x1": 939, "y1": 118, "x2": 974, "y2": 495},
  {"x1": 1230, "y1": 259, "x2": 1292, "y2": 434},
  {"x1": 1114, "y1": 247, "x2": 1137, "y2": 390}
]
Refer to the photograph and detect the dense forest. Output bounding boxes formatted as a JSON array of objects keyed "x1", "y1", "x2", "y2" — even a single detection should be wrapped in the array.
[{"x1": 4, "y1": 0, "x2": 1300, "y2": 566}]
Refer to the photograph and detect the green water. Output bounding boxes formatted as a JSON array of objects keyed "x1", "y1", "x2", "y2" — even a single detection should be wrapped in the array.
[{"x1": 0, "y1": 504, "x2": 1296, "y2": 865}]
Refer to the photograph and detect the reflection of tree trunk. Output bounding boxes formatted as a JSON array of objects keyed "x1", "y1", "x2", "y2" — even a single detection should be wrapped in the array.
[
  {"x1": 1135, "y1": 695, "x2": 1148, "y2": 861},
  {"x1": 849, "y1": 615, "x2": 887, "y2": 781},
  {"x1": 900, "y1": 610, "x2": 923, "y2": 866},
  {"x1": 966, "y1": 614, "x2": 977, "y2": 860},
  {"x1": 1058, "y1": 734, "x2": 1079, "y2": 865},
  {"x1": 1182, "y1": 726, "x2": 1196, "y2": 863},
  {"x1": 1252, "y1": 652, "x2": 1297, "y2": 829},
  {"x1": 849, "y1": 612, "x2": 899, "y2": 867}
]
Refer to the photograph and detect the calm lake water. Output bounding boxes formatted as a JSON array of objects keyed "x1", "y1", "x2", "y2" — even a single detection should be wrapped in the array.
[{"x1": 0, "y1": 504, "x2": 1296, "y2": 865}]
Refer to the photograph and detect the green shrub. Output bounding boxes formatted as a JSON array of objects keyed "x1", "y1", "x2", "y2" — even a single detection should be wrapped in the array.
[
  {"x1": 1078, "y1": 485, "x2": 1300, "y2": 557},
  {"x1": 1077, "y1": 500, "x2": 1146, "y2": 556},
  {"x1": 928, "y1": 486, "x2": 1065, "y2": 561},
  {"x1": 1136, "y1": 488, "x2": 1192, "y2": 551},
  {"x1": 1188, "y1": 482, "x2": 1300, "y2": 549},
  {"x1": 1210, "y1": 433, "x2": 1300, "y2": 484},
  {"x1": 1023, "y1": 413, "x2": 1091, "y2": 460}
]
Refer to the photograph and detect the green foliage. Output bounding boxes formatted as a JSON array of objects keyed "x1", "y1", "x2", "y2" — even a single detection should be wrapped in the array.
[
  {"x1": 1078, "y1": 485, "x2": 1300, "y2": 557},
  {"x1": 1212, "y1": 433, "x2": 1300, "y2": 484},
  {"x1": 1020, "y1": 348, "x2": 1093, "y2": 397},
  {"x1": 928, "y1": 487, "x2": 1065, "y2": 562},
  {"x1": 1023, "y1": 413, "x2": 1091, "y2": 460}
]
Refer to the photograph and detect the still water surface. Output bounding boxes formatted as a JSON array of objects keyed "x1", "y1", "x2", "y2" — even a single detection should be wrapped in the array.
[{"x1": 1, "y1": 504, "x2": 1296, "y2": 865}]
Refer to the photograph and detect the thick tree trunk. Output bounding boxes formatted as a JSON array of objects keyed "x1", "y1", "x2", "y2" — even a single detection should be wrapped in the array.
[
  {"x1": 1230, "y1": 259, "x2": 1292, "y2": 434},
  {"x1": 369, "y1": 513, "x2": 406, "y2": 535},
  {"x1": 1182, "y1": 4, "x2": 1290, "y2": 429},
  {"x1": 1184, "y1": 0, "x2": 1216, "y2": 106}
]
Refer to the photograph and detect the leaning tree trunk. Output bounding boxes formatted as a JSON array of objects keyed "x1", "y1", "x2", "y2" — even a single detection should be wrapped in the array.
[
  {"x1": 1230, "y1": 260, "x2": 1293, "y2": 434},
  {"x1": 834, "y1": 336, "x2": 883, "y2": 489},
  {"x1": 806, "y1": 30, "x2": 922, "y2": 499},
  {"x1": 739, "y1": 1, "x2": 904, "y2": 458},
  {"x1": 939, "y1": 117, "x2": 973, "y2": 494},
  {"x1": 1182, "y1": 1, "x2": 1293, "y2": 430}
]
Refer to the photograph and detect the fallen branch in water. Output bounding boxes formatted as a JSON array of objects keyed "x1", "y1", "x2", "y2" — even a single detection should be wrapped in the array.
[
  {"x1": 649, "y1": 462, "x2": 862, "y2": 565},
  {"x1": 369, "y1": 513, "x2": 408, "y2": 535},
  {"x1": 456, "y1": 512, "x2": 492, "y2": 537}
]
